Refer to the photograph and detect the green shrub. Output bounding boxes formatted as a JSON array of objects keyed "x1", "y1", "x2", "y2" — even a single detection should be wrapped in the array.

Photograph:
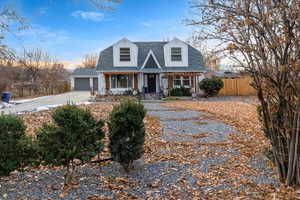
[
  {"x1": 163, "y1": 97, "x2": 181, "y2": 101},
  {"x1": 170, "y1": 86, "x2": 191, "y2": 96},
  {"x1": 37, "y1": 105, "x2": 104, "y2": 185},
  {"x1": 0, "y1": 115, "x2": 36, "y2": 176},
  {"x1": 108, "y1": 101, "x2": 146, "y2": 172},
  {"x1": 123, "y1": 89, "x2": 133, "y2": 96},
  {"x1": 199, "y1": 78, "x2": 224, "y2": 97}
]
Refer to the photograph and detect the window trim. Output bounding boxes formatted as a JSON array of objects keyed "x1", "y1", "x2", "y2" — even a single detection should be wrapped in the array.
[
  {"x1": 173, "y1": 75, "x2": 182, "y2": 87},
  {"x1": 119, "y1": 47, "x2": 131, "y2": 62},
  {"x1": 173, "y1": 75, "x2": 191, "y2": 88},
  {"x1": 171, "y1": 47, "x2": 182, "y2": 62},
  {"x1": 110, "y1": 74, "x2": 133, "y2": 89},
  {"x1": 182, "y1": 76, "x2": 191, "y2": 87}
]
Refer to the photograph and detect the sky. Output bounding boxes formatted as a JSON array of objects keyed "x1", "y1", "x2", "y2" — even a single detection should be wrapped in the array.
[{"x1": 3, "y1": 0, "x2": 196, "y2": 68}]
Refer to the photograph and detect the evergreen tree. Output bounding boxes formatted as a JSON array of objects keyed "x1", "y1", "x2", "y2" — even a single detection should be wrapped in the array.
[{"x1": 108, "y1": 101, "x2": 146, "y2": 172}]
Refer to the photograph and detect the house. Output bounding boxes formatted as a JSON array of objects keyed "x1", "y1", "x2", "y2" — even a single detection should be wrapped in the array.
[{"x1": 71, "y1": 38, "x2": 206, "y2": 96}]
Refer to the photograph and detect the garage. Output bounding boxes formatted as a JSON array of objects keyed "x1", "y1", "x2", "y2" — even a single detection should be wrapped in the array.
[{"x1": 74, "y1": 78, "x2": 91, "y2": 91}]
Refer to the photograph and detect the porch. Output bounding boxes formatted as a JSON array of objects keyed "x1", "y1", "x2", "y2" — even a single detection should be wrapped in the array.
[
  {"x1": 98, "y1": 71, "x2": 203, "y2": 96},
  {"x1": 164, "y1": 72, "x2": 203, "y2": 95}
]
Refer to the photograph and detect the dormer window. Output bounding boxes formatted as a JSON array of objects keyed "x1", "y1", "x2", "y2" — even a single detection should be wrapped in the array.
[
  {"x1": 171, "y1": 47, "x2": 182, "y2": 61},
  {"x1": 120, "y1": 48, "x2": 131, "y2": 62}
]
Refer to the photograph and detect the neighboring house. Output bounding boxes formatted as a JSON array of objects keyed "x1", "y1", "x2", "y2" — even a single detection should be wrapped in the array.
[{"x1": 71, "y1": 37, "x2": 206, "y2": 96}]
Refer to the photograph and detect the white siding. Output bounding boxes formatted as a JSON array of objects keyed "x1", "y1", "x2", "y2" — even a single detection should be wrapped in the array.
[
  {"x1": 113, "y1": 38, "x2": 138, "y2": 67},
  {"x1": 164, "y1": 38, "x2": 188, "y2": 67}
]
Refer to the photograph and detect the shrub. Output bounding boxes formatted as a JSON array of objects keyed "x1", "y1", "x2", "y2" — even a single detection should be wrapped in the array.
[
  {"x1": 0, "y1": 115, "x2": 36, "y2": 176},
  {"x1": 37, "y1": 105, "x2": 104, "y2": 185},
  {"x1": 163, "y1": 97, "x2": 180, "y2": 101},
  {"x1": 199, "y1": 78, "x2": 224, "y2": 97},
  {"x1": 108, "y1": 101, "x2": 146, "y2": 172},
  {"x1": 170, "y1": 86, "x2": 191, "y2": 96},
  {"x1": 123, "y1": 89, "x2": 133, "y2": 96}
]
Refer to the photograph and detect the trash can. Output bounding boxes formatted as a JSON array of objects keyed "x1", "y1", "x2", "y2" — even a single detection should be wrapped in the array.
[{"x1": 1, "y1": 92, "x2": 11, "y2": 103}]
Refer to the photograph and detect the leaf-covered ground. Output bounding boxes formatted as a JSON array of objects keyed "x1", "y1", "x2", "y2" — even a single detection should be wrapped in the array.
[
  {"x1": 0, "y1": 100, "x2": 299, "y2": 199},
  {"x1": 163, "y1": 100, "x2": 299, "y2": 199}
]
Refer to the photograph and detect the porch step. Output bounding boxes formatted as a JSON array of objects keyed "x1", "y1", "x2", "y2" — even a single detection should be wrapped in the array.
[{"x1": 143, "y1": 93, "x2": 161, "y2": 100}]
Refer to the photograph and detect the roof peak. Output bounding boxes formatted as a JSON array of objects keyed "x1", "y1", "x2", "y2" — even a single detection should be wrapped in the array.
[{"x1": 134, "y1": 41, "x2": 168, "y2": 43}]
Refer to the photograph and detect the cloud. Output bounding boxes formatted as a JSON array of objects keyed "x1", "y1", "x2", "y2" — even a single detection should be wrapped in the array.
[
  {"x1": 17, "y1": 24, "x2": 69, "y2": 45},
  {"x1": 38, "y1": 7, "x2": 48, "y2": 15},
  {"x1": 71, "y1": 10, "x2": 104, "y2": 22},
  {"x1": 140, "y1": 21, "x2": 151, "y2": 27}
]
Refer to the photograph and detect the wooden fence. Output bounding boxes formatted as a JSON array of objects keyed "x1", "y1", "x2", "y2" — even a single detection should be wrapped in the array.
[{"x1": 219, "y1": 77, "x2": 256, "y2": 96}]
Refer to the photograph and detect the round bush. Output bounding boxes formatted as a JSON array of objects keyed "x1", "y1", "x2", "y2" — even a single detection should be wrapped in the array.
[
  {"x1": 108, "y1": 101, "x2": 146, "y2": 172},
  {"x1": 37, "y1": 105, "x2": 104, "y2": 184},
  {"x1": 0, "y1": 115, "x2": 33, "y2": 176},
  {"x1": 199, "y1": 78, "x2": 224, "y2": 97}
]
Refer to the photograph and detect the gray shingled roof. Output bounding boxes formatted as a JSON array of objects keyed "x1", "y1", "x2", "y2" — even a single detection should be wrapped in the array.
[
  {"x1": 96, "y1": 42, "x2": 205, "y2": 72},
  {"x1": 71, "y1": 68, "x2": 97, "y2": 76}
]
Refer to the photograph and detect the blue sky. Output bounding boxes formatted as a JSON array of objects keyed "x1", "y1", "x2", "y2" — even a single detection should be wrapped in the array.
[{"x1": 3, "y1": 0, "x2": 194, "y2": 68}]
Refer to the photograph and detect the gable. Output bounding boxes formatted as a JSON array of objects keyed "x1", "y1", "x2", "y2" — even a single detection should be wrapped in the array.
[
  {"x1": 164, "y1": 38, "x2": 189, "y2": 67},
  {"x1": 135, "y1": 42, "x2": 167, "y2": 68},
  {"x1": 112, "y1": 38, "x2": 138, "y2": 67},
  {"x1": 144, "y1": 55, "x2": 159, "y2": 69}
]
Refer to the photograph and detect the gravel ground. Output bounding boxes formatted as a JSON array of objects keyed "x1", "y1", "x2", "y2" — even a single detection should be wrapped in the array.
[
  {"x1": 144, "y1": 103, "x2": 278, "y2": 188},
  {"x1": 0, "y1": 102, "x2": 278, "y2": 199},
  {"x1": 0, "y1": 161, "x2": 195, "y2": 199}
]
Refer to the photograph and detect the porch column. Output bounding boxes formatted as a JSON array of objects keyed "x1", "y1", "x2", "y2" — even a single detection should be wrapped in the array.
[
  {"x1": 70, "y1": 77, "x2": 75, "y2": 90},
  {"x1": 89, "y1": 78, "x2": 93, "y2": 91},
  {"x1": 138, "y1": 73, "x2": 143, "y2": 92},
  {"x1": 156, "y1": 74, "x2": 160, "y2": 93},
  {"x1": 134, "y1": 74, "x2": 138, "y2": 91},
  {"x1": 104, "y1": 74, "x2": 110, "y2": 94},
  {"x1": 194, "y1": 75, "x2": 197, "y2": 93},
  {"x1": 98, "y1": 73, "x2": 105, "y2": 95},
  {"x1": 144, "y1": 74, "x2": 148, "y2": 87},
  {"x1": 191, "y1": 76, "x2": 195, "y2": 91}
]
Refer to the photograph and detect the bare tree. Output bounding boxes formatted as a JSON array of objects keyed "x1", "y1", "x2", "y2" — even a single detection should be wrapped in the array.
[
  {"x1": 188, "y1": 0, "x2": 300, "y2": 186},
  {"x1": 40, "y1": 62, "x2": 69, "y2": 94},
  {"x1": 0, "y1": 8, "x2": 27, "y2": 61},
  {"x1": 19, "y1": 48, "x2": 53, "y2": 83},
  {"x1": 79, "y1": 53, "x2": 98, "y2": 68}
]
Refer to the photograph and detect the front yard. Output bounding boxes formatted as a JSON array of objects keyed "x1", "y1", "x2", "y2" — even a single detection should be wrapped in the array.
[{"x1": 0, "y1": 98, "x2": 298, "y2": 199}]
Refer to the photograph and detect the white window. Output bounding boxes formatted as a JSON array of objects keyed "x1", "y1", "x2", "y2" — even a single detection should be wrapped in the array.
[
  {"x1": 183, "y1": 76, "x2": 191, "y2": 87},
  {"x1": 111, "y1": 75, "x2": 133, "y2": 88},
  {"x1": 120, "y1": 48, "x2": 131, "y2": 62},
  {"x1": 174, "y1": 76, "x2": 181, "y2": 87},
  {"x1": 173, "y1": 75, "x2": 191, "y2": 87},
  {"x1": 171, "y1": 47, "x2": 182, "y2": 61}
]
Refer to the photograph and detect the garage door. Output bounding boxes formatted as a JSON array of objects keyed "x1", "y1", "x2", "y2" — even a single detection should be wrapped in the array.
[
  {"x1": 74, "y1": 78, "x2": 90, "y2": 91},
  {"x1": 93, "y1": 78, "x2": 98, "y2": 91}
]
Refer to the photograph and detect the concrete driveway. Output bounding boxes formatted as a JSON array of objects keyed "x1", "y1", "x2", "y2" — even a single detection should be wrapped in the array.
[{"x1": 1, "y1": 91, "x2": 91, "y2": 114}]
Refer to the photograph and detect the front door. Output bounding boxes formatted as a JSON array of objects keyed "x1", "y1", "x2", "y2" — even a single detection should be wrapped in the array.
[{"x1": 147, "y1": 74, "x2": 156, "y2": 93}]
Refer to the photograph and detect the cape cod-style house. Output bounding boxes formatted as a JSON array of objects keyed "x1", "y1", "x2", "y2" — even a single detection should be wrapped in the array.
[{"x1": 71, "y1": 38, "x2": 206, "y2": 96}]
